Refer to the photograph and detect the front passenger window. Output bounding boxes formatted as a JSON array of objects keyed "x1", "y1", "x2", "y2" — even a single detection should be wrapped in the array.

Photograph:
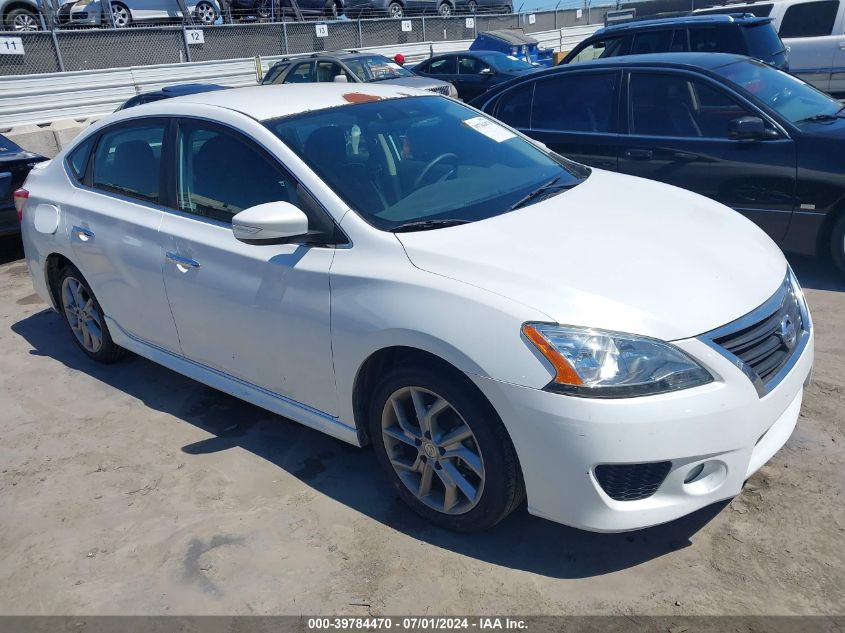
[
  {"x1": 92, "y1": 122, "x2": 165, "y2": 203},
  {"x1": 176, "y1": 121, "x2": 299, "y2": 223}
]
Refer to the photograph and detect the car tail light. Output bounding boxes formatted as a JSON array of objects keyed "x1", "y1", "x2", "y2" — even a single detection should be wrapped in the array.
[{"x1": 13, "y1": 188, "x2": 29, "y2": 222}]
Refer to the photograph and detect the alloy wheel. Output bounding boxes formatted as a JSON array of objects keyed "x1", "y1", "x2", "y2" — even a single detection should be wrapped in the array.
[
  {"x1": 195, "y1": 1, "x2": 216, "y2": 23},
  {"x1": 13, "y1": 13, "x2": 39, "y2": 30},
  {"x1": 61, "y1": 276, "x2": 104, "y2": 354},
  {"x1": 381, "y1": 386, "x2": 485, "y2": 515},
  {"x1": 467, "y1": 0, "x2": 477, "y2": 12},
  {"x1": 388, "y1": 2, "x2": 403, "y2": 17},
  {"x1": 111, "y1": 4, "x2": 130, "y2": 27},
  {"x1": 438, "y1": 2, "x2": 452, "y2": 15}
]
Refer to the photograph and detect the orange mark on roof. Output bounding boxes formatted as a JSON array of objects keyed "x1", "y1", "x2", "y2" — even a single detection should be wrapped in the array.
[{"x1": 343, "y1": 92, "x2": 382, "y2": 104}]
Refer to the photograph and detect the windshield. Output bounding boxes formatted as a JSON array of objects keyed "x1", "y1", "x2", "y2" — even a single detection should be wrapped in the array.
[
  {"x1": 346, "y1": 55, "x2": 415, "y2": 82},
  {"x1": 268, "y1": 97, "x2": 588, "y2": 231},
  {"x1": 479, "y1": 52, "x2": 533, "y2": 72},
  {"x1": 713, "y1": 59, "x2": 841, "y2": 123}
]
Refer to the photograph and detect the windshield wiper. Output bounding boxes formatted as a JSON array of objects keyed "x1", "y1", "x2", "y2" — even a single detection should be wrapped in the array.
[
  {"x1": 505, "y1": 175, "x2": 574, "y2": 212},
  {"x1": 796, "y1": 105, "x2": 845, "y2": 124},
  {"x1": 391, "y1": 219, "x2": 470, "y2": 233}
]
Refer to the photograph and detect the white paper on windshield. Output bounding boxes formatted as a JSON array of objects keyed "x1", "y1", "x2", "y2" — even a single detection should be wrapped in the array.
[
  {"x1": 387, "y1": 62, "x2": 402, "y2": 69},
  {"x1": 462, "y1": 116, "x2": 515, "y2": 143}
]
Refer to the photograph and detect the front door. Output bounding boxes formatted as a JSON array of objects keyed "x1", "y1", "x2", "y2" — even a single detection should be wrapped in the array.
[
  {"x1": 159, "y1": 119, "x2": 339, "y2": 416},
  {"x1": 455, "y1": 54, "x2": 495, "y2": 101},
  {"x1": 618, "y1": 70, "x2": 797, "y2": 242}
]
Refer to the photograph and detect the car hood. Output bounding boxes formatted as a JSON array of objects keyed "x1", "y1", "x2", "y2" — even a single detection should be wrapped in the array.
[
  {"x1": 395, "y1": 169, "x2": 787, "y2": 341},
  {"x1": 376, "y1": 76, "x2": 451, "y2": 90}
]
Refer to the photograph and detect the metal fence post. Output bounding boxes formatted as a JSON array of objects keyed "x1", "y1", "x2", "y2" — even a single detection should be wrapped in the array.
[
  {"x1": 181, "y1": 25, "x2": 193, "y2": 62},
  {"x1": 421, "y1": 15, "x2": 426, "y2": 40},
  {"x1": 357, "y1": 18, "x2": 363, "y2": 48},
  {"x1": 282, "y1": 20, "x2": 289, "y2": 54},
  {"x1": 50, "y1": 29, "x2": 65, "y2": 72}
]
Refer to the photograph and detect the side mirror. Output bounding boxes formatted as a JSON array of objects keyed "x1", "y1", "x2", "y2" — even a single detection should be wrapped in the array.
[
  {"x1": 480, "y1": 67, "x2": 495, "y2": 76},
  {"x1": 333, "y1": 74, "x2": 348, "y2": 83},
  {"x1": 729, "y1": 116, "x2": 776, "y2": 141},
  {"x1": 232, "y1": 201, "x2": 308, "y2": 244}
]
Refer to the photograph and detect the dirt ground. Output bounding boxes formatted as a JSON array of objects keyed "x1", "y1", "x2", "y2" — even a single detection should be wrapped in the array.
[{"x1": 0, "y1": 235, "x2": 842, "y2": 616}]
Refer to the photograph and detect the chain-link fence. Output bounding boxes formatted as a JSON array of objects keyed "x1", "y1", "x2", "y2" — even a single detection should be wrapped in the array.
[{"x1": 0, "y1": 4, "x2": 615, "y2": 77}]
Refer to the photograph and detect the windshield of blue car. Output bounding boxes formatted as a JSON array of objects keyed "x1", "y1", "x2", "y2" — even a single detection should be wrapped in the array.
[
  {"x1": 714, "y1": 58, "x2": 842, "y2": 123},
  {"x1": 478, "y1": 52, "x2": 534, "y2": 72},
  {"x1": 346, "y1": 55, "x2": 415, "y2": 82},
  {"x1": 268, "y1": 96, "x2": 589, "y2": 231}
]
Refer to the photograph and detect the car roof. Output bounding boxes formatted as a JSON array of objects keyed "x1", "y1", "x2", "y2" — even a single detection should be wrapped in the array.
[
  {"x1": 160, "y1": 83, "x2": 226, "y2": 96},
  {"x1": 560, "y1": 51, "x2": 749, "y2": 69},
  {"x1": 271, "y1": 50, "x2": 387, "y2": 65},
  {"x1": 477, "y1": 29, "x2": 539, "y2": 45},
  {"x1": 153, "y1": 83, "x2": 431, "y2": 121},
  {"x1": 596, "y1": 12, "x2": 771, "y2": 35}
]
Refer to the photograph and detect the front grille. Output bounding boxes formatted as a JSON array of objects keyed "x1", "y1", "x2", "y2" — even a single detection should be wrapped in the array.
[
  {"x1": 426, "y1": 85, "x2": 451, "y2": 96},
  {"x1": 595, "y1": 462, "x2": 671, "y2": 501},
  {"x1": 704, "y1": 274, "x2": 809, "y2": 396}
]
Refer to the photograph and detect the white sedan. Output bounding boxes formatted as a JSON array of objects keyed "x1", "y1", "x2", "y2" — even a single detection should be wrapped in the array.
[{"x1": 16, "y1": 84, "x2": 813, "y2": 532}]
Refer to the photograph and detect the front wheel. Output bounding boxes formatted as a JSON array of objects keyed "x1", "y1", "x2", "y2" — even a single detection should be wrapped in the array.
[
  {"x1": 193, "y1": 0, "x2": 217, "y2": 23},
  {"x1": 369, "y1": 364, "x2": 524, "y2": 531},
  {"x1": 108, "y1": 2, "x2": 132, "y2": 27},
  {"x1": 387, "y1": 1, "x2": 403, "y2": 17},
  {"x1": 437, "y1": 1, "x2": 452, "y2": 15},
  {"x1": 466, "y1": 0, "x2": 477, "y2": 12},
  {"x1": 58, "y1": 265, "x2": 124, "y2": 363},
  {"x1": 6, "y1": 7, "x2": 40, "y2": 30}
]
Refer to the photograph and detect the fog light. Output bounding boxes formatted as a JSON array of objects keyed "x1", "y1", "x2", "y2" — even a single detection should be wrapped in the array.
[{"x1": 684, "y1": 463, "x2": 705, "y2": 484}]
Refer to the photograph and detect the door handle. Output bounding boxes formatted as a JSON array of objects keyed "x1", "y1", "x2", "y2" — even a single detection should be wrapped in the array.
[
  {"x1": 72, "y1": 225, "x2": 95, "y2": 242},
  {"x1": 839, "y1": 41, "x2": 845, "y2": 50},
  {"x1": 165, "y1": 251, "x2": 200, "y2": 270},
  {"x1": 624, "y1": 148, "x2": 653, "y2": 160}
]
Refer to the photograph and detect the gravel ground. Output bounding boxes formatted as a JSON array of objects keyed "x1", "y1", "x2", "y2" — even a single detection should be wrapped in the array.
[{"x1": 0, "y1": 236, "x2": 842, "y2": 616}]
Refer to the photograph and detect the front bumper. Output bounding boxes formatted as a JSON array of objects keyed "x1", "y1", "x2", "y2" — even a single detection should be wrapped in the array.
[
  {"x1": 473, "y1": 331, "x2": 814, "y2": 532},
  {"x1": 68, "y1": 5, "x2": 101, "y2": 24}
]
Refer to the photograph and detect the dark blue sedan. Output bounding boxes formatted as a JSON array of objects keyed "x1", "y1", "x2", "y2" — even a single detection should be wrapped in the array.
[
  {"x1": 412, "y1": 51, "x2": 538, "y2": 101},
  {"x1": 470, "y1": 53, "x2": 845, "y2": 273}
]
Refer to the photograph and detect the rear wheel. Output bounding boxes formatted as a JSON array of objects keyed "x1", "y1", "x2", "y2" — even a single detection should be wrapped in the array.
[
  {"x1": 108, "y1": 2, "x2": 131, "y2": 27},
  {"x1": 466, "y1": 0, "x2": 477, "y2": 12},
  {"x1": 437, "y1": 1, "x2": 452, "y2": 15},
  {"x1": 6, "y1": 7, "x2": 40, "y2": 30},
  {"x1": 369, "y1": 364, "x2": 524, "y2": 531},
  {"x1": 194, "y1": 0, "x2": 217, "y2": 23},
  {"x1": 387, "y1": 1, "x2": 403, "y2": 17},
  {"x1": 830, "y1": 213, "x2": 845, "y2": 276},
  {"x1": 58, "y1": 265, "x2": 123, "y2": 363}
]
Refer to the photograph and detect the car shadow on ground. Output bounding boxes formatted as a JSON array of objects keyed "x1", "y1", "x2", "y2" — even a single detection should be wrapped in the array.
[
  {"x1": 12, "y1": 308, "x2": 727, "y2": 580},
  {"x1": 788, "y1": 254, "x2": 845, "y2": 292}
]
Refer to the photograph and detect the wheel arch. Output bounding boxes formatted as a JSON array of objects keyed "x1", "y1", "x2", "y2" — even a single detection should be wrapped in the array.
[
  {"x1": 3, "y1": 1, "x2": 40, "y2": 21},
  {"x1": 815, "y1": 199, "x2": 845, "y2": 261},
  {"x1": 43, "y1": 252, "x2": 79, "y2": 310}
]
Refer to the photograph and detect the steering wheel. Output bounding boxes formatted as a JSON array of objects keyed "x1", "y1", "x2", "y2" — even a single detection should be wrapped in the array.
[{"x1": 413, "y1": 153, "x2": 459, "y2": 189}]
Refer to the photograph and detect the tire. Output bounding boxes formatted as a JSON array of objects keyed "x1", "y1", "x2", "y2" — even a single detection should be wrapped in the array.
[
  {"x1": 466, "y1": 0, "x2": 477, "y2": 12},
  {"x1": 57, "y1": 265, "x2": 124, "y2": 363},
  {"x1": 323, "y1": 0, "x2": 338, "y2": 18},
  {"x1": 5, "y1": 7, "x2": 40, "y2": 31},
  {"x1": 437, "y1": 1, "x2": 452, "y2": 15},
  {"x1": 830, "y1": 213, "x2": 845, "y2": 276},
  {"x1": 108, "y1": 2, "x2": 131, "y2": 27},
  {"x1": 369, "y1": 363, "x2": 524, "y2": 531},
  {"x1": 193, "y1": 0, "x2": 217, "y2": 23},
  {"x1": 387, "y1": 1, "x2": 403, "y2": 18}
]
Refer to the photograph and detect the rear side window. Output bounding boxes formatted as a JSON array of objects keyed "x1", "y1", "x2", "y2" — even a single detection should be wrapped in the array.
[
  {"x1": 531, "y1": 72, "x2": 617, "y2": 133},
  {"x1": 741, "y1": 22, "x2": 788, "y2": 64},
  {"x1": 630, "y1": 29, "x2": 687, "y2": 54},
  {"x1": 428, "y1": 57, "x2": 457, "y2": 74},
  {"x1": 689, "y1": 26, "x2": 744, "y2": 53},
  {"x1": 568, "y1": 37, "x2": 625, "y2": 63},
  {"x1": 495, "y1": 82, "x2": 533, "y2": 128},
  {"x1": 779, "y1": 0, "x2": 838, "y2": 37},
  {"x1": 283, "y1": 62, "x2": 314, "y2": 84},
  {"x1": 66, "y1": 136, "x2": 94, "y2": 182},
  {"x1": 92, "y1": 122, "x2": 165, "y2": 203}
]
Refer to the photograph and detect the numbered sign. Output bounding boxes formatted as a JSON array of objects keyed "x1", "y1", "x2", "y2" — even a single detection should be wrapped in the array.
[
  {"x1": 576, "y1": 8, "x2": 582, "y2": 18},
  {"x1": 401, "y1": 19, "x2": 412, "y2": 32},
  {"x1": 528, "y1": 13, "x2": 536, "y2": 24},
  {"x1": 0, "y1": 37, "x2": 24, "y2": 56},
  {"x1": 465, "y1": 17, "x2": 474, "y2": 28},
  {"x1": 315, "y1": 23, "x2": 328, "y2": 37},
  {"x1": 184, "y1": 29, "x2": 205, "y2": 45}
]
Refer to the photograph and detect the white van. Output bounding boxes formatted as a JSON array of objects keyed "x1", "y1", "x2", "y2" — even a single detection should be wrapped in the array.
[{"x1": 697, "y1": 0, "x2": 845, "y2": 95}]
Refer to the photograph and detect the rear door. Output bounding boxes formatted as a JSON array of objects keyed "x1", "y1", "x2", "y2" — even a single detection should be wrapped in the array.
[
  {"x1": 618, "y1": 69, "x2": 797, "y2": 241},
  {"x1": 494, "y1": 70, "x2": 621, "y2": 170}
]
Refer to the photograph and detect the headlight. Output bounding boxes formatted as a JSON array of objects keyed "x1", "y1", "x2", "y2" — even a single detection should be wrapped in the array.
[
  {"x1": 448, "y1": 82, "x2": 458, "y2": 98},
  {"x1": 522, "y1": 323, "x2": 713, "y2": 398}
]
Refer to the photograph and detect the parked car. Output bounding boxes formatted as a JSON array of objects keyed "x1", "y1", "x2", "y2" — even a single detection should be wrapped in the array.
[
  {"x1": 116, "y1": 83, "x2": 226, "y2": 110},
  {"x1": 226, "y1": 0, "x2": 342, "y2": 21},
  {"x1": 470, "y1": 52, "x2": 845, "y2": 272},
  {"x1": 18, "y1": 83, "x2": 813, "y2": 533},
  {"x1": 562, "y1": 14, "x2": 789, "y2": 70},
  {"x1": 470, "y1": 29, "x2": 553, "y2": 67},
  {"x1": 262, "y1": 51, "x2": 458, "y2": 97},
  {"x1": 696, "y1": 0, "x2": 845, "y2": 95},
  {"x1": 1, "y1": 0, "x2": 41, "y2": 30},
  {"x1": 412, "y1": 51, "x2": 539, "y2": 100},
  {"x1": 67, "y1": 0, "x2": 220, "y2": 27},
  {"x1": 1, "y1": 135, "x2": 46, "y2": 237}
]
